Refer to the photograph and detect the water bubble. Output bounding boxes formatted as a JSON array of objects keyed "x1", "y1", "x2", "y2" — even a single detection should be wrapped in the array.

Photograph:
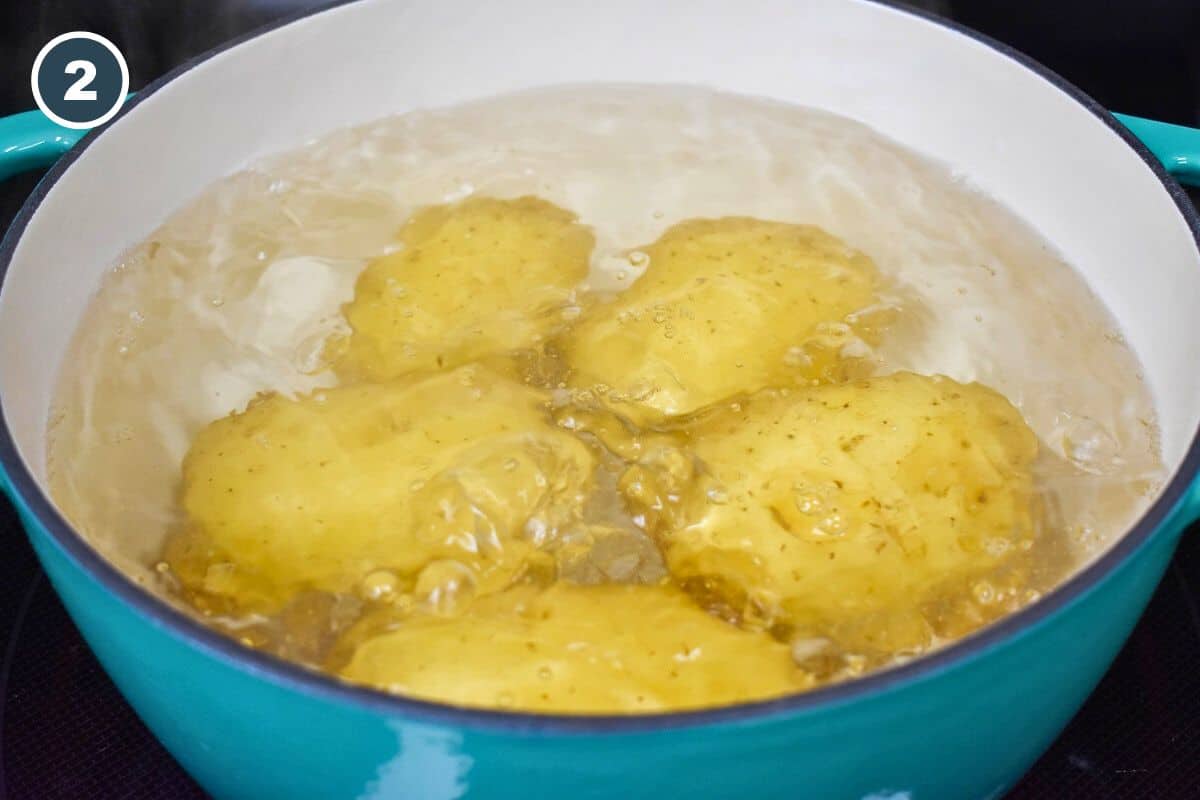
[
  {"x1": 705, "y1": 486, "x2": 730, "y2": 505},
  {"x1": 842, "y1": 653, "x2": 868, "y2": 676},
  {"x1": 972, "y1": 581, "x2": 996, "y2": 605},
  {"x1": 839, "y1": 337, "x2": 871, "y2": 359},
  {"x1": 360, "y1": 569, "x2": 399, "y2": 601},
  {"x1": 783, "y1": 346, "x2": 811, "y2": 367},
  {"x1": 525, "y1": 516, "x2": 550, "y2": 546},
  {"x1": 203, "y1": 562, "x2": 237, "y2": 592},
  {"x1": 790, "y1": 637, "x2": 830, "y2": 663},
  {"x1": 794, "y1": 491, "x2": 823, "y2": 515},
  {"x1": 292, "y1": 335, "x2": 331, "y2": 375},
  {"x1": 1058, "y1": 414, "x2": 1121, "y2": 474},
  {"x1": 415, "y1": 559, "x2": 476, "y2": 615},
  {"x1": 603, "y1": 553, "x2": 641, "y2": 581},
  {"x1": 815, "y1": 512, "x2": 845, "y2": 536}
]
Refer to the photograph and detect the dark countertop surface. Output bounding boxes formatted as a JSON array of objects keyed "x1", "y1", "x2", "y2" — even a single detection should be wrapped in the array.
[{"x1": 2, "y1": 2, "x2": 1200, "y2": 797}]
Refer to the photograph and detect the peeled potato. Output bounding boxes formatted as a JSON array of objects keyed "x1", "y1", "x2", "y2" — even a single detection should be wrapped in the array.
[
  {"x1": 174, "y1": 364, "x2": 594, "y2": 607},
  {"x1": 339, "y1": 582, "x2": 810, "y2": 712},
  {"x1": 558, "y1": 218, "x2": 883, "y2": 423},
  {"x1": 627, "y1": 371, "x2": 1039, "y2": 660},
  {"x1": 337, "y1": 196, "x2": 594, "y2": 381}
]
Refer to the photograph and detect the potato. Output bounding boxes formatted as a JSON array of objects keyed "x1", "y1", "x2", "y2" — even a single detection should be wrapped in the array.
[
  {"x1": 175, "y1": 364, "x2": 594, "y2": 607},
  {"x1": 558, "y1": 218, "x2": 883, "y2": 424},
  {"x1": 339, "y1": 582, "x2": 810, "y2": 712},
  {"x1": 627, "y1": 371, "x2": 1040, "y2": 660},
  {"x1": 337, "y1": 196, "x2": 594, "y2": 381}
]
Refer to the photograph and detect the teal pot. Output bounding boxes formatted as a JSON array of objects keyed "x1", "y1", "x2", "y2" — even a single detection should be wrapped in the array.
[{"x1": 3, "y1": 2, "x2": 1200, "y2": 798}]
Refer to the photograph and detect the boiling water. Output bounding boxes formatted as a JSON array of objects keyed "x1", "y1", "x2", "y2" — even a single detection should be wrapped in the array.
[{"x1": 46, "y1": 86, "x2": 1162, "y2": 687}]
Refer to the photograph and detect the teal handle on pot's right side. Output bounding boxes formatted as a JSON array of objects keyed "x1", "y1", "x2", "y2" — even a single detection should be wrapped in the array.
[
  {"x1": 1116, "y1": 113, "x2": 1200, "y2": 187},
  {"x1": 0, "y1": 108, "x2": 82, "y2": 182}
]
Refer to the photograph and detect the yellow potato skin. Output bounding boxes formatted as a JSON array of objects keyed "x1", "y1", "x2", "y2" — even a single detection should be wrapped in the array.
[
  {"x1": 558, "y1": 218, "x2": 882, "y2": 423},
  {"x1": 634, "y1": 372, "x2": 1039, "y2": 654},
  {"x1": 340, "y1": 582, "x2": 810, "y2": 712},
  {"x1": 166, "y1": 199, "x2": 1049, "y2": 709},
  {"x1": 337, "y1": 196, "x2": 594, "y2": 381},
  {"x1": 177, "y1": 364, "x2": 594, "y2": 606}
]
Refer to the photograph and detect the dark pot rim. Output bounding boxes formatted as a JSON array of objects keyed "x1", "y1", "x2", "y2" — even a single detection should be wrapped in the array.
[{"x1": 1, "y1": 0, "x2": 1198, "y2": 735}]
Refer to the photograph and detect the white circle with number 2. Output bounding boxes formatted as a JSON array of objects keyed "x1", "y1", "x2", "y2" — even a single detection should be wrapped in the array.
[{"x1": 31, "y1": 31, "x2": 130, "y2": 130}]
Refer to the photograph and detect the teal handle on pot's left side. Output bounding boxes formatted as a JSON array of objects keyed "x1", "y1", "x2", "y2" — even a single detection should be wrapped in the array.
[
  {"x1": 0, "y1": 109, "x2": 83, "y2": 181},
  {"x1": 1116, "y1": 113, "x2": 1200, "y2": 187}
]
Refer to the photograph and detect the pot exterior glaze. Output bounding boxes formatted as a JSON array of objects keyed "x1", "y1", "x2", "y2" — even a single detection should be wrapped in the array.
[
  {"x1": 4, "y1": 2, "x2": 1200, "y2": 799},
  {"x1": 6, "y1": 476, "x2": 1192, "y2": 800}
]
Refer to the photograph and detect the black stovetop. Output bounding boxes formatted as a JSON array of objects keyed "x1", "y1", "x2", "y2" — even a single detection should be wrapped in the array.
[{"x1": 2, "y1": 2, "x2": 1200, "y2": 798}]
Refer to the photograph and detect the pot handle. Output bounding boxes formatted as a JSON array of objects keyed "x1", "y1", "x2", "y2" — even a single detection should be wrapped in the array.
[
  {"x1": 0, "y1": 109, "x2": 84, "y2": 182},
  {"x1": 1114, "y1": 114, "x2": 1200, "y2": 187}
]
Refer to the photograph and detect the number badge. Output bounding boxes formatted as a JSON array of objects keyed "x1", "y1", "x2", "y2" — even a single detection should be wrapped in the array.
[{"x1": 31, "y1": 32, "x2": 129, "y2": 130}]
